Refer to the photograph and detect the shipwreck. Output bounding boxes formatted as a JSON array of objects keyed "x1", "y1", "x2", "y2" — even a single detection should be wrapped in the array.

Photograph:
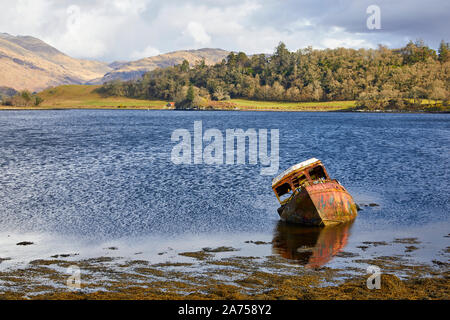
[{"x1": 272, "y1": 158, "x2": 357, "y2": 226}]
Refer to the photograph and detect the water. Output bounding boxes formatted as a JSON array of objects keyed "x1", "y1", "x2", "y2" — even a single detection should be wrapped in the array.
[{"x1": 0, "y1": 110, "x2": 449, "y2": 269}]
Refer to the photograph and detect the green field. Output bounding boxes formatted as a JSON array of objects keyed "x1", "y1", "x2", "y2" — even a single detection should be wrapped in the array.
[
  {"x1": 25, "y1": 85, "x2": 167, "y2": 109},
  {"x1": 230, "y1": 99, "x2": 356, "y2": 111},
  {"x1": 1, "y1": 84, "x2": 356, "y2": 111},
  {"x1": 2, "y1": 85, "x2": 447, "y2": 112}
]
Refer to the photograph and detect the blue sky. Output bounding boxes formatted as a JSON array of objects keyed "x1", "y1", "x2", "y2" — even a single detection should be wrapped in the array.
[{"x1": 0, "y1": 0, "x2": 448, "y2": 61}]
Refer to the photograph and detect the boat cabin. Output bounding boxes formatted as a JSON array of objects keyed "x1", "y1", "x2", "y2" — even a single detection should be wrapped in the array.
[{"x1": 272, "y1": 158, "x2": 330, "y2": 205}]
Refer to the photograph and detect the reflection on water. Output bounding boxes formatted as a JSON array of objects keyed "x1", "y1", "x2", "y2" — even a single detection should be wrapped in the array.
[{"x1": 272, "y1": 221, "x2": 353, "y2": 268}]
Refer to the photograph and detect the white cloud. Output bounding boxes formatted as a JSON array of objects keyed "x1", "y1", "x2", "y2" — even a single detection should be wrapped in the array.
[
  {"x1": 321, "y1": 37, "x2": 374, "y2": 49},
  {"x1": 0, "y1": 0, "x2": 447, "y2": 61},
  {"x1": 0, "y1": 0, "x2": 52, "y2": 35},
  {"x1": 185, "y1": 21, "x2": 211, "y2": 45},
  {"x1": 52, "y1": 5, "x2": 120, "y2": 58},
  {"x1": 130, "y1": 46, "x2": 161, "y2": 60},
  {"x1": 0, "y1": 0, "x2": 152, "y2": 60},
  {"x1": 112, "y1": 0, "x2": 147, "y2": 14}
]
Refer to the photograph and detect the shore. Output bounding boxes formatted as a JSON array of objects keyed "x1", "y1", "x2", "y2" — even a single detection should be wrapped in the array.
[
  {"x1": 1, "y1": 237, "x2": 448, "y2": 300},
  {"x1": 2, "y1": 85, "x2": 448, "y2": 112},
  {"x1": 1, "y1": 104, "x2": 448, "y2": 113},
  {"x1": 1, "y1": 105, "x2": 449, "y2": 113}
]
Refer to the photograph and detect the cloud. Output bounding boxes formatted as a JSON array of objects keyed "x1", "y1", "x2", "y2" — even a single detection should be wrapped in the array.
[
  {"x1": 130, "y1": 46, "x2": 161, "y2": 60},
  {"x1": 58, "y1": 5, "x2": 109, "y2": 58},
  {"x1": 0, "y1": 0, "x2": 447, "y2": 61},
  {"x1": 185, "y1": 22, "x2": 211, "y2": 45},
  {"x1": 112, "y1": 0, "x2": 147, "y2": 14}
]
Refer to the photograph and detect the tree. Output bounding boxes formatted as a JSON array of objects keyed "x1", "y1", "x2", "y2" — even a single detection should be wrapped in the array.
[
  {"x1": 285, "y1": 86, "x2": 301, "y2": 101},
  {"x1": 427, "y1": 80, "x2": 447, "y2": 105},
  {"x1": 181, "y1": 59, "x2": 190, "y2": 72},
  {"x1": 186, "y1": 84, "x2": 195, "y2": 103},
  {"x1": 272, "y1": 42, "x2": 291, "y2": 74},
  {"x1": 270, "y1": 81, "x2": 285, "y2": 101},
  {"x1": 21, "y1": 90, "x2": 32, "y2": 103},
  {"x1": 438, "y1": 40, "x2": 449, "y2": 63},
  {"x1": 34, "y1": 96, "x2": 44, "y2": 106},
  {"x1": 1, "y1": 90, "x2": 41, "y2": 107},
  {"x1": 400, "y1": 40, "x2": 437, "y2": 65},
  {"x1": 212, "y1": 86, "x2": 229, "y2": 101},
  {"x1": 98, "y1": 39, "x2": 448, "y2": 111}
]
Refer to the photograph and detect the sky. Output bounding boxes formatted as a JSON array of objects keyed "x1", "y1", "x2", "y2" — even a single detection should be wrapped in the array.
[{"x1": 0, "y1": 0, "x2": 448, "y2": 62}]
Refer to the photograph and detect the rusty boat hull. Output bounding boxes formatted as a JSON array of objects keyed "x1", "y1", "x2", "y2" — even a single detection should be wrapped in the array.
[{"x1": 278, "y1": 180, "x2": 357, "y2": 226}]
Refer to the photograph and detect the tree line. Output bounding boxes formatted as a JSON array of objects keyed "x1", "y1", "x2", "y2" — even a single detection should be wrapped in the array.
[
  {"x1": 1, "y1": 89, "x2": 43, "y2": 107},
  {"x1": 99, "y1": 40, "x2": 450, "y2": 111}
]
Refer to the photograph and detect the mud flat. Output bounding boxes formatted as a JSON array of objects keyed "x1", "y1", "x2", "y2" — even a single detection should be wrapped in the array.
[{"x1": 0, "y1": 241, "x2": 448, "y2": 300}]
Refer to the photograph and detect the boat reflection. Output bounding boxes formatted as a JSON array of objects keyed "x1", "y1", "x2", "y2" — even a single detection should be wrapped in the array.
[{"x1": 272, "y1": 221, "x2": 353, "y2": 268}]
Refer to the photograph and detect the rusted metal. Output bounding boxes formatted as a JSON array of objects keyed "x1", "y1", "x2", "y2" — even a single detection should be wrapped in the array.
[{"x1": 272, "y1": 158, "x2": 357, "y2": 226}]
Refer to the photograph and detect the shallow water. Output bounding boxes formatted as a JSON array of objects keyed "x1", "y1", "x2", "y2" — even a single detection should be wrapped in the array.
[{"x1": 0, "y1": 110, "x2": 449, "y2": 269}]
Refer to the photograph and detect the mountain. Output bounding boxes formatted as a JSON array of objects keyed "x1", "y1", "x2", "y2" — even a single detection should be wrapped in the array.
[
  {"x1": 0, "y1": 33, "x2": 230, "y2": 91},
  {"x1": 0, "y1": 33, "x2": 112, "y2": 91},
  {"x1": 0, "y1": 86, "x2": 17, "y2": 98},
  {"x1": 89, "y1": 48, "x2": 230, "y2": 84}
]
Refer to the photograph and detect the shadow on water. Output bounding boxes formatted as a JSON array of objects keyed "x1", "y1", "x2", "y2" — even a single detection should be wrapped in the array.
[{"x1": 272, "y1": 221, "x2": 354, "y2": 268}]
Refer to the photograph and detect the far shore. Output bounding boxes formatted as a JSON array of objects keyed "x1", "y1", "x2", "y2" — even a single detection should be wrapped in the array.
[
  {"x1": 1, "y1": 105, "x2": 449, "y2": 113},
  {"x1": 1, "y1": 85, "x2": 448, "y2": 113}
]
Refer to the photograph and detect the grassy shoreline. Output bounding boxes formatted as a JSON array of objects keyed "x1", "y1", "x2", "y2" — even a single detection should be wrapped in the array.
[
  {"x1": 1, "y1": 85, "x2": 448, "y2": 112},
  {"x1": 2, "y1": 106, "x2": 448, "y2": 113}
]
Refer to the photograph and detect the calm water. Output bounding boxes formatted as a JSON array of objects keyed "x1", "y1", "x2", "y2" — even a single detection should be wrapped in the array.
[{"x1": 0, "y1": 110, "x2": 449, "y2": 268}]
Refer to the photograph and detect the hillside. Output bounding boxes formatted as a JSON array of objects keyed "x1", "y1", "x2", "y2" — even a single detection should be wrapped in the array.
[
  {"x1": 90, "y1": 48, "x2": 230, "y2": 84},
  {"x1": 35, "y1": 85, "x2": 167, "y2": 108},
  {"x1": 0, "y1": 33, "x2": 230, "y2": 90},
  {"x1": 99, "y1": 41, "x2": 449, "y2": 112},
  {"x1": 0, "y1": 84, "x2": 358, "y2": 111},
  {"x1": 0, "y1": 33, "x2": 112, "y2": 91},
  {"x1": 0, "y1": 86, "x2": 17, "y2": 98}
]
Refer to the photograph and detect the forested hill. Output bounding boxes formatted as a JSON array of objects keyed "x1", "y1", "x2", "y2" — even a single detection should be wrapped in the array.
[{"x1": 99, "y1": 40, "x2": 450, "y2": 111}]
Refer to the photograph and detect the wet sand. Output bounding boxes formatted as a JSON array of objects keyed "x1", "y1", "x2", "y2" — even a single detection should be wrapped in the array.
[{"x1": 1, "y1": 237, "x2": 448, "y2": 300}]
